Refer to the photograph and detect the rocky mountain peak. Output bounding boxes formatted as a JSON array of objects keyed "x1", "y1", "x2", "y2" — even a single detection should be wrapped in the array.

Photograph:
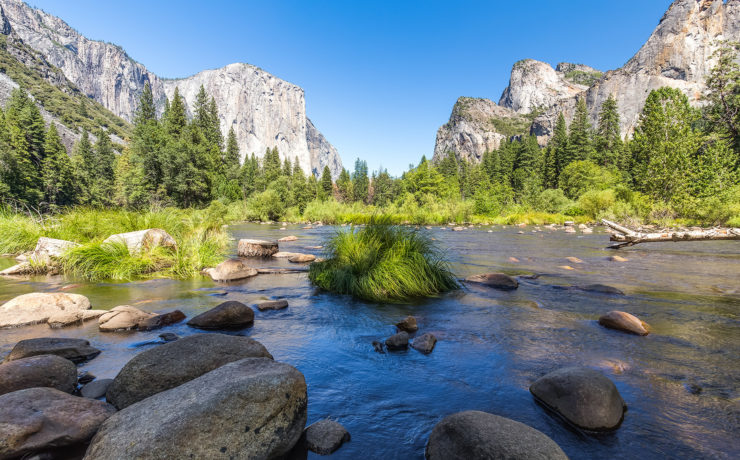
[{"x1": 0, "y1": 0, "x2": 342, "y2": 176}]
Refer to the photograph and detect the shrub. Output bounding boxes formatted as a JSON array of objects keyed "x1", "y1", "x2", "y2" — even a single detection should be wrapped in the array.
[
  {"x1": 247, "y1": 189, "x2": 285, "y2": 221},
  {"x1": 577, "y1": 189, "x2": 616, "y2": 219},
  {"x1": 559, "y1": 160, "x2": 618, "y2": 199},
  {"x1": 309, "y1": 219, "x2": 459, "y2": 302},
  {"x1": 535, "y1": 189, "x2": 573, "y2": 214}
]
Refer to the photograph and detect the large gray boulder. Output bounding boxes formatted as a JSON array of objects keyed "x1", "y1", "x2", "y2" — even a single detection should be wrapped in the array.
[
  {"x1": 106, "y1": 333, "x2": 272, "y2": 409},
  {"x1": 304, "y1": 419, "x2": 351, "y2": 455},
  {"x1": 0, "y1": 387, "x2": 116, "y2": 460},
  {"x1": 425, "y1": 411, "x2": 568, "y2": 459},
  {"x1": 238, "y1": 239, "x2": 279, "y2": 257},
  {"x1": 530, "y1": 367, "x2": 626, "y2": 431},
  {"x1": 98, "y1": 305, "x2": 158, "y2": 332},
  {"x1": 3, "y1": 337, "x2": 101, "y2": 364},
  {"x1": 187, "y1": 301, "x2": 254, "y2": 330},
  {"x1": 85, "y1": 358, "x2": 307, "y2": 460},
  {"x1": 0, "y1": 354, "x2": 77, "y2": 396},
  {"x1": 0, "y1": 292, "x2": 91, "y2": 328}
]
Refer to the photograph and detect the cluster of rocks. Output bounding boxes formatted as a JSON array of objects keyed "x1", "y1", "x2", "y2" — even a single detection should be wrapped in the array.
[
  {"x1": 0, "y1": 332, "x2": 351, "y2": 458},
  {"x1": 202, "y1": 237, "x2": 319, "y2": 282},
  {"x1": 374, "y1": 315, "x2": 438, "y2": 355},
  {"x1": 0, "y1": 230, "x2": 177, "y2": 277}
]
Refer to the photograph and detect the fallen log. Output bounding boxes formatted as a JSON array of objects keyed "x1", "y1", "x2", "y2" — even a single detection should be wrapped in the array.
[{"x1": 602, "y1": 219, "x2": 740, "y2": 249}]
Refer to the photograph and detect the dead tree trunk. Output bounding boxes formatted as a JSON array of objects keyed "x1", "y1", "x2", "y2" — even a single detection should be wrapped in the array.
[{"x1": 602, "y1": 219, "x2": 740, "y2": 249}]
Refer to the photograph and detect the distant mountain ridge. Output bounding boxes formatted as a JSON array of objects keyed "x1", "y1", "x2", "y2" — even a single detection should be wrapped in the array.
[
  {"x1": 0, "y1": 0, "x2": 342, "y2": 176},
  {"x1": 434, "y1": 0, "x2": 740, "y2": 163}
]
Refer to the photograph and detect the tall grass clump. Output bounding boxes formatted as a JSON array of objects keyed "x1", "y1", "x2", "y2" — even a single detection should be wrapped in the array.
[
  {"x1": 59, "y1": 241, "x2": 170, "y2": 281},
  {"x1": 309, "y1": 218, "x2": 459, "y2": 302}
]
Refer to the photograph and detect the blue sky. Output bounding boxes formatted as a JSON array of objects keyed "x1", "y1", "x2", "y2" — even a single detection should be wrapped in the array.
[{"x1": 30, "y1": 0, "x2": 673, "y2": 175}]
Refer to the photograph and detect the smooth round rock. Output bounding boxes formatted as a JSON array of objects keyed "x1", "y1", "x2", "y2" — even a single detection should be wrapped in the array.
[
  {"x1": 81, "y1": 379, "x2": 114, "y2": 399},
  {"x1": 412, "y1": 333, "x2": 437, "y2": 354},
  {"x1": 385, "y1": 331, "x2": 409, "y2": 350},
  {"x1": 256, "y1": 299, "x2": 289, "y2": 311},
  {"x1": 599, "y1": 311, "x2": 649, "y2": 335},
  {"x1": 465, "y1": 273, "x2": 519, "y2": 290},
  {"x1": 396, "y1": 315, "x2": 418, "y2": 332},
  {"x1": 204, "y1": 258, "x2": 258, "y2": 282},
  {"x1": 136, "y1": 310, "x2": 186, "y2": 331},
  {"x1": 304, "y1": 419, "x2": 351, "y2": 455},
  {"x1": 187, "y1": 301, "x2": 254, "y2": 330},
  {"x1": 0, "y1": 355, "x2": 77, "y2": 396},
  {"x1": 85, "y1": 358, "x2": 306, "y2": 460},
  {"x1": 425, "y1": 410, "x2": 568, "y2": 460},
  {"x1": 3, "y1": 337, "x2": 101, "y2": 364},
  {"x1": 98, "y1": 305, "x2": 157, "y2": 332},
  {"x1": 530, "y1": 366, "x2": 626, "y2": 431},
  {"x1": 0, "y1": 387, "x2": 116, "y2": 459},
  {"x1": 288, "y1": 253, "x2": 316, "y2": 263},
  {"x1": 106, "y1": 333, "x2": 272, "y2": 409}
]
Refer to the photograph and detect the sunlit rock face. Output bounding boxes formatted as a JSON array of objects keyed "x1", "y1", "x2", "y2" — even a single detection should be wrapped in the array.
[
  {"x1": 436, "y1": 0, "x2": 740, "y2": 160},
  {"x1": 0, "y1": 0, "x2": 342, "y2": 176}
]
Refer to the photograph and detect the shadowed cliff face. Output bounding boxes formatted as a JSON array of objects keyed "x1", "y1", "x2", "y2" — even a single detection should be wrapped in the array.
[
  {"x1": 0, "y1": 0, "x2": 342, "y2": 176},
  {"x1": 435, "y1": 0, "x2": 740, "y2": 162}
]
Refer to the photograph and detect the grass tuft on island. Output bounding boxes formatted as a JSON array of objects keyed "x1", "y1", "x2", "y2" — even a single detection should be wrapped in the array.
[{"x1": 309, "y1": 218, "x2": 459, "y2": 302}]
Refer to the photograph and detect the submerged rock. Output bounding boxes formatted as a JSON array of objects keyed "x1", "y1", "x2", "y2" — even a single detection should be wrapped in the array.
[
  {"x1": 304, "y1": 419, "x2": 351, "y2": 455},
  {"x1": 372, "y1": 341, "x2": 385, "y2": 353},
  {"x1": 411, "y1": 333, "x2": 437, "y2": 354},
  {"x1": 289, "y1": 253, "x2": 316, "y2": 263},
  {"x1": 396, "y1": 315, "x2": 418, "y2": 333},
  {"x1": 204, "y1": 258, "x2": 258, "y2": 282},
  {"x1": 106, "y1": 333, "x2": 272, "y2": 409},
  {"x1": 599, "y1": 311, "x2": 649, "y2": 336},
  {"x1": 0, "y1": 387, "x2": 116, "y2": 460},
  {"x1": 4, "y1": 337, "x2": 101, "y2": 364},
  {"x1": 136, "y1": 310, "x2": 186, "y2": 331},
  {"x1": 0, "y1": 292, "x2": 91, "y2": 328},
  {"x1": 609, "y1": 255, "x2": 628, "y2": 262},
  {"x1": 47, "y1": 309, "x2": 106, "y2": 328},
  {"x1": 385, "y1": 331, "x2": 409, "y2": 350},
  {"x1": 0, "y1": 355, "x2": 77, "y2": 396},
  {"x1": 256, "y1": 299, "x2": 289, "y2": 311},
  {"x1": 278, "y1": 235, "x2": 299, "y2": 242},
  {"x1": 81, "y1": 378, "x2": 114, "y2": 399},
  {"x1": 465, "y1": 273, "x2": 519, "y2": 290},
  {"x1": 530, "y1": 366, "x2": 626, "y2": 431},
  {"x1": 86, "y1": 358, "x2": 306, "y2": 460},
  {"x1": 237, "y1": 239, "x2": 279, "y2": 257},
  {"x1": 103, "y1": 228, "x2": 177, "y2": 254},
  {"x1": 425, "y1": 410, "x2": 567, "y2": 460},
  {"x1": 576, "y1": 284, "x2": 625, "y2": 295},
  {"x1": 187, "y1": 301, "x2": 254, "y2": 330}
]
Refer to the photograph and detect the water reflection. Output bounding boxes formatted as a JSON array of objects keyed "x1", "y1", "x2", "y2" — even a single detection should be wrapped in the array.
[{"x1": 1, "y1": 223, "x2": 738, "y2": 459}]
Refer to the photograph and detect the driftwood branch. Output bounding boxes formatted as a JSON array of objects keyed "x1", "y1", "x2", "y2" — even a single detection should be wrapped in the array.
[{"x1": 601, "y1": 219, "x2": 740, "y2": 249}]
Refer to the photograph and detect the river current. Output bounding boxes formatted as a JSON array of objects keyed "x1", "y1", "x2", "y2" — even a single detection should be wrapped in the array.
[{"x1": 1, "y1": 223, "x2": 738, "y2": 459}]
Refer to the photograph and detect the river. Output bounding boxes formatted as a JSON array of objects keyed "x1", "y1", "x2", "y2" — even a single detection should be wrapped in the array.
[{"x1": 1, "y1": 223, "x2": 738, "y2": 459}]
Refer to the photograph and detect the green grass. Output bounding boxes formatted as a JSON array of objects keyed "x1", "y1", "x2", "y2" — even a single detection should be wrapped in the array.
[{"x1": 309, "y1": 219, "x2": 460, "y2": 302}]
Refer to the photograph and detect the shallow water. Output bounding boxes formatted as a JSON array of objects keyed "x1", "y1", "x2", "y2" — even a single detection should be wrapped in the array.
[{"x1": 1, "y1": 224, "x2": 739, "y2": 459}]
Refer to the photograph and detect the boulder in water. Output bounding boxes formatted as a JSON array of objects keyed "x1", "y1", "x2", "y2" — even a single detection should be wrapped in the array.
[
  {"x1": 204, "y1": 258, "x2": 258, "y2": 282},
  {"x1": 425, "y1": 410, "x2": 568, "y2": 460},
  {"x1": 289, "y1": 253, "x2": 316, "y2": 263},
  {"x1": 530, "y1": 366, "x2": 626, "y2": 431},
  {"x1": 576, "y1": 284, "x2": 625, "y2": 295},
  {"x1": 4, "y1": 337, "x2": 101, "y2": 364},
  {"x1": 278, "y1": 235, "x2": 298, "y2": 242},
  {"x1": 85, "y1": 358, "x2": 306, "y2": 460},
  {"x1": 0, "y1": 292, "x2": 91, "y2": 328},
  {"x1": 465, "y1": 273, "x2": 519, "y2": 290},
  {"x1": 238, "y1": 239, "x2": 279, "y2": 257},
  {"x1": 0, "y1": 355, "x2": 77, "y2": 396},
  {"x1": 0, "y1": 387, "x2": 116, "y2": 459},
  {"x1": 47, "y1": 309, "x2": 106, "y2": 328},
  {"x1": 599, "y1": 311, "x2": 649, "y2": 335},
  {"x1": 304, "y1": 419, "x2": 351, "y2": 455},
  {"x1": 385, "y1": 331, "x2": 409, "y2": 350},
  {"x1": 98, "y1": 305, "x2": 158, "y2": 332},
  {"x1": 103, "y1": 228, "x2": 177, "y2": 254},
  {"x1": 256, "y1": 299, "x2": 289, "y2": 311},
  {"x1": 411, "y1": 333, "x2": 437, "y2": 354},
  {"x1": 396, "y1": 315, "x2": 418, "y2": 332},
  {"x1": 187, "y1": 301, "x2": 254, "y2": 330},
  {"x1": 105, "y1": 333, "x2": 272, "y2": 409},
  {"x1": 81, "y1": 378, "x2": 114, "y2": 400},
  {"x1": 136, "y1": 310, "x2": 186, "y2": 331}
]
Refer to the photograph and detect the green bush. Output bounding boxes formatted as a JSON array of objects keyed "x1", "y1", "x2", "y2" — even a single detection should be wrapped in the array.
[
  {"x1": 247, "y1": 189, "x2": 285, "y2": 221},
  {"x1": 309, "y1": 219, "x2": 459, "y2": 302},
  {"x1": 577, "y1": 189, "x2": 616, "y2": 219},
  {"x1": 535, "y1": 189, "x2": 573, "y2": 214},
  {"x1": 559, "y1": 160, "x2": 618, "y2": 199}
]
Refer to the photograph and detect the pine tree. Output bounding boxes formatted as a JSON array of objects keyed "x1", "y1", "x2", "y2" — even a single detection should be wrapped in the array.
[
  {"x1": 551, "y1": 113, "x2": 569, "y2": 180},
  {"x1": 351, "y1": 158, "x2": 369, "y2": 203},
  {"x1": 135, "y1": 83, "x2": 157, "y2": 125},
  {"x1": 371, "y1": 169, "x2": 394, "y2": 206},
  {"x1": 320, "y1": 165, "x2": 333, "y2": 200},
  {"x1": 41, "y1": 124, "x2": 75, "y2": 207},
  {"x1": 207, "y1": 97, "x2": 223, "y2": 150},
  {"x1": 240, "y1": 153, "x2": 259, "y2": 198},
  {"x1": 91, "y1": 128, "x2": 116, "y2": 205},
  {"x1": 566, "y1": 98, "x2": 594, "y2": 165},
  {"x1": 0, "y1": 93, "x2": 43, "y2": 205},
  {"x1": 262, "y1": 147, "x2": 281, "y2": 184},
  {"x1": 336, "y1": 168, "x2": 352, "y2": 202},
  {"x1": 165, "y1": 87, "x2": 187, "y2": 137},
  {"x1": 282, "y1": 157, "x2": 292, "y2": 177},
  {"x1": 128, "y1": 83, "x2": 164, "y2": 204},
  {"x1": 71, "y1": 130, "x2": 95, "y2": 205},
  {"x1": 595, "y1": 95, "x2": 623, "y2": 167},
  {"x1": 704, "y1": 41, "x2": 740, "y2": 153},
  {"x1": 224, "y1": 127, "x2": 240, "y2": 180}
]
